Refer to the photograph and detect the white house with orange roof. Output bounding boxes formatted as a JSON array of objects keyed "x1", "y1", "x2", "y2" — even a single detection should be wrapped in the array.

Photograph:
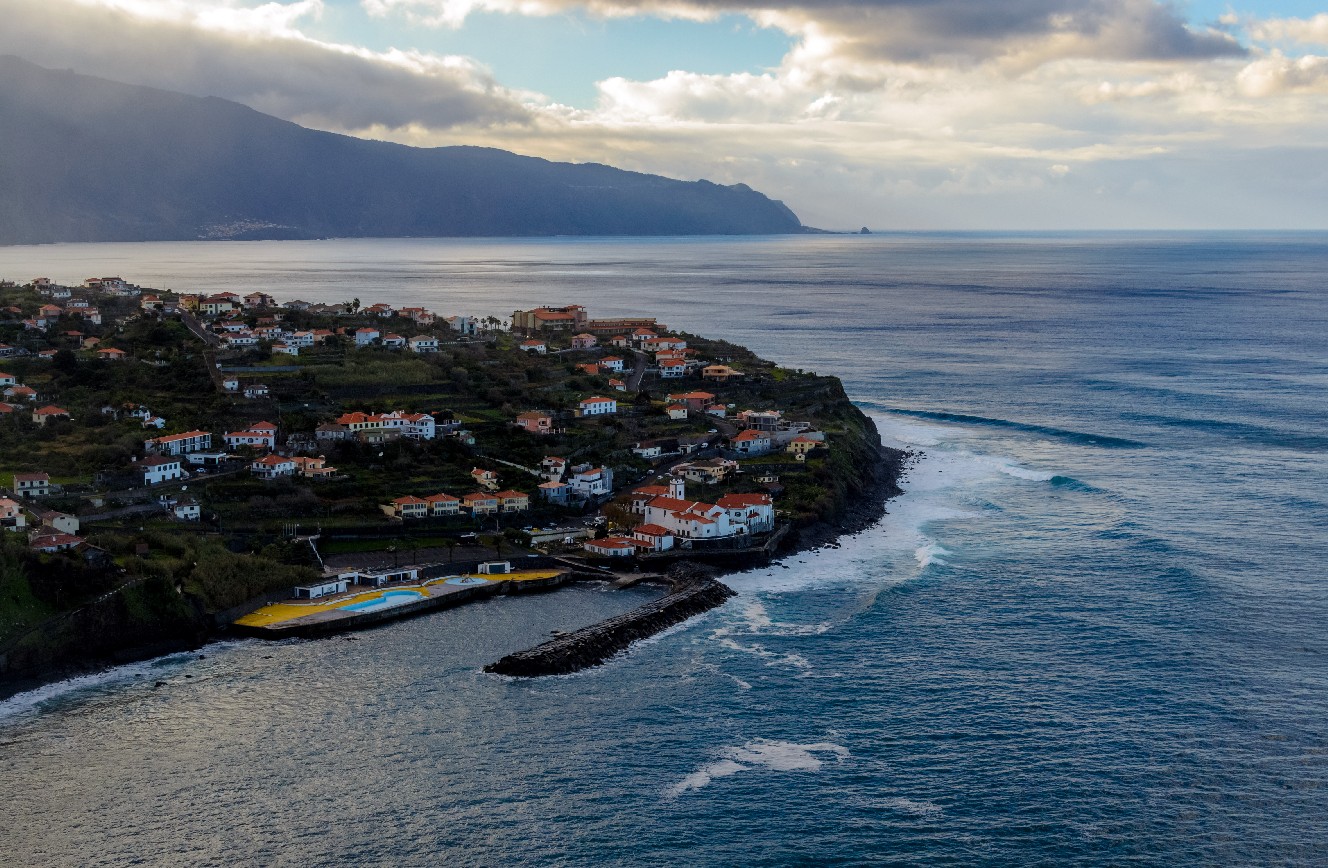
[
  {"x1": 730, "y1": 429, "x2": 773, "y2": 455},
  {"x1": 136, "y1": 455, "x2": 184, "y2": 486},
  {"x1": 0, "y1": 497, "x2": 26, "y2": 531},
  {"x1": 0, "y1": 372, "x2": 15, "y2": 387},
  {"x1": 496, "y1": 490, "x2": 530, "y2": 512},
  {"x1": 462, "y1": 492, "x2": 499, "y2": 515},
  {"x1": 471, "y1": 468, "x2": 500, "y2": 491},
  {"x1": 657, "y1": 358, "x2": 686, "y2": 378},
  {"x1": 388, "y1": 495, "x2": 429, "y2": 519},
  {"x1": 354, "y1": 327, "x2": 380, "y2": 346},
  {"x1": 599, "y1": 356, "x2": 625, "y2": 372},
  {"x1": 716, "y1": 493, "x2": 776, "y2": 533},
  {"x1": 251, "y1": 454, "x2": 296, "y2": 480},
  {"x1": 409, "y1": 335, "x2": 439, "y2": 353},
  {"x1": 13, "y1": 471, "x2": 51, "y2": 498},
  {"x1": 519, "y1": 339, "x2": 547, "y2": 354},
  {"x1": 632, "y1": 524, "x2": 675, "y2": 552},
  {"x1": 568, "y1": 464, "x2": 613, "y2": 497},
  {"x1": 224, "y1": 422, "x2": 277, "y2": 450},
  {"x1": 425, "y1": 493, "x2": 461, "y2": 516},
  {"x1": 577, "y1": 396, "x2": 617, "y2": 416},
  {"x1": 584, "y1": 537, "x2": 639, "y2": 557},
  {"x1": 666, "y1": 404, "x2": 689, "y2": 420},
  {"x1": 381, "y1": 333, "x2": 406, "y2": 349}
]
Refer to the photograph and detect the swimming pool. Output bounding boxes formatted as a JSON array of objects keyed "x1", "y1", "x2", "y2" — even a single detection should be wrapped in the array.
[{"x1": 338, "y1": 590, "x2": 425, "y2": 613}]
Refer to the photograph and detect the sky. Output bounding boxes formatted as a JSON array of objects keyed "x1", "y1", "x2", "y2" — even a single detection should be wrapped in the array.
[{"x1": 4, "y1": 0, "x2": 1328, "y2": 229}]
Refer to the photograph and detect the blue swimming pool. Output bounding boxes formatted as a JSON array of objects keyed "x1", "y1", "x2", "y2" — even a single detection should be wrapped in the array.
[{"x1": 339, "y1": 590, "x2": 425, "y2": 613}]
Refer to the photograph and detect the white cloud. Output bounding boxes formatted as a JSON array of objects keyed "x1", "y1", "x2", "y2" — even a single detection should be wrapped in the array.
[
  {"x1": 1, "y1": 0, "x2": 532, "y2": 129},
  {"x1": 1248, "y1": 14, "x2": 1328, "y2": 47}
]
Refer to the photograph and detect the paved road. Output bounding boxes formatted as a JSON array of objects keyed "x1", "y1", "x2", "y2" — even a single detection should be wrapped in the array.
[{"x1": 626, "y1": 349, "x2": 649, "y2": 392}]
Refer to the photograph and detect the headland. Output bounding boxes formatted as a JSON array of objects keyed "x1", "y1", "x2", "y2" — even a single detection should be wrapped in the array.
[{"x1": 0, "y1": 278, "x2": 904, "y2": 694}]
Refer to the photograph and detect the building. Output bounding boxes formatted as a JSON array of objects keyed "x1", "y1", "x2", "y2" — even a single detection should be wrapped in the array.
[
  {"x1": 425, "y1": 493, "x2": 461, "y2": 516},
  {"x1": 243, "y1": 292, "x2": 275, "y2": 309},
  {"x1": 137, "y1": 456, "x2": 184, "y2": 486},
  {"x1": 515, "y1": 411, "x2": 555, "y2": 435},
  {"x1": 496, "y1": 490, "x2": 530, "y2": 513},
  {"x1": 632, "y1": 524, "x2": 675, "y2": 552},
  {"x1": 717, "y1": 493, "x2": 777, "y2": 533},
  {"x1": 292, "y1": 455, "x2": 336, "y2": 479},
  {"x1": 315, "y1": 423, "x2": 351, "y2": 442},
  {"x1": 787, "y1": 436, "x2": 822, "y2": 456},
  {"x1": 31, "y1": 532, "x2": 84, "y2": 553},
  {"x1": 388, "y1": 496, "x2": 429, "y2": 519},
  {"x1": 243, "y1": 384, "x2": 270, "y2": 399},
  {"x1": 146, "y1": 430, "x2": 213, "y2": 455},
  {"x1": 32, "y1": 405, "x2": 71, "y2": 426},
  {"x1": 702, "y1": 365, "x2": 744, "y2": 382},
  {"x1": 511, "y1": 305, "x2": 587, "y2": 333},
  {"x1": 667, "y1": 392, "x2": 717, "y2": 413},
  {"x1": 97, "y1": 348, "x2": 127, "y2": 361},
  {"x1": 658, "y1": 359, "x2": 686, "y2": 378},
  {"x1": 13, "y1": 472, "x2": 51, "y2": 498},
  {"x1": 737, "y1": 409, "x2": 783, "y2": 431},
  {"x1": 577, "y1": 396, "x2": 617, "y2": 416},
  {"x1": 568, "y1": 465, "x2": 613, "y2": 498},
  {"x1": 599, "y1": 356, "x2": 626, "y2": 372},
  {"x1": 675, "y1": 458, "x2": 739, "y2": 484},
  {"x1": 172, "y1": 499, "x2": 202, "y2": 521},
  {"x1": 381, "y1": 333, "x2": 406, "y2": 349},
  {"x1": 272, "y1": 343, "x2": 299, "y2": 356},
  {"x1": 666, "y1": 404, "x2": 689, "y2": 420},
  {"x1": 409, "y1": 335, "x2": 439, "y2": 353},
  {"x1": 354, "y1": 327, "x2": 380, "y2": 346},
  {"x1": 730, "y1": 429, "x2": 773, "y2": 455},
  {"x1": 571, "y1": 333, "x2": 598, "y2": 349},
  {"x1": 583, "y1": 537, "x2": 639, "y2": 557},
  {"x1": 224, "y1": 423, "x2": 278, "y2": 450},
  {"x1": 471, "y1": 468, "x2": 500, "y2": 490},
  {"x1": 538, "y1": 481, "x2": 570, "y2": 504},
  {"x1": 462, "y1": 492, "x2": 499, "y2": 515},
  {"x1": 294, "y1": 578, "x2": 351, "y2": 599},
  {"x1": 541, "y1": 456, "x2": 568, "y2": 480},
  {"x1": 251, "y1": 454, "x2": 296, "y2": 480},
  {"x1": 519, "y1": 339, "x2": 547, "y2": 354},
  {"x1": 0, "y1": 497, "x2": 25, "y2": 531}
]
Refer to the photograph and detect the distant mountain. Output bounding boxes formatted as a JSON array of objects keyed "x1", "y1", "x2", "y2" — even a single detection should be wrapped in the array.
[{"x1": 0, "y1": 56, "x2": 803, "y2": 244}]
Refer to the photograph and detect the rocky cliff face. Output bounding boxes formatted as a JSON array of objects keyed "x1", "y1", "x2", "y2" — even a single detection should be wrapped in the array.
[{"x1": 0, "y1": 56, "x2": 804, "y2": 244}]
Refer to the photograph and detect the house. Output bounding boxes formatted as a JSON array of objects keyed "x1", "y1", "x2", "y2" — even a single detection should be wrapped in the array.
[
  {"x1": 272, "y1": 343, "x2": 299, "y2": 356},
  {"x1": 445, "y1": 315, "x2": 477, "y2": 336},
  {"x1": 141, "y1": 415, "x2": 167, "y2": 429},
  {"x1": 13, "y1": 472, "x2": 51, "y2": 498},
  {"x1": 354, "y1": 327, "x2": 380, "y2": 346},
  {"x1": 137, "y1": 455, "x2": 184, "y2": 486},
  {"x1": 516, "y1": 411, "x2": 555, "y2": 435},
  {"x1": 287, "y1": 331, "x2": 315, "y2": 348},
  {"x1": 702, "y1": 365, "x2": 744, "y2": 382},
  {"x1": 315, "y1": 423, "x2": 351, "y2": 442},
  {"x1": 730, "y1": 429, "x2": 773, "y2": 455},
  {"x1": 400, "y1": 307, "x2": 436, "y2": 326},
  {"x1": 706, "y1": 404, "x2": 728, "y2": 418},
  {"x1": 173, "y1": 499, "x2": 201, "y2": 521},
  {"x1": 658, "y1": 359, "x2": 686, "y2": 378},
  {"x1": 538, "y1": 481, "x2": 570, "y2": 504},
  {"x1": 30, "y1": 532, "x2": 84, "y2": 553},
  {"x1": 541, "y1": 456, "x2": 568, "y2": 480},
  {"x1": 496, "y1": 490, "x2": 530, "y2": 513},
  {"x1": 381, "y1": 333, "x2": 406, "y2": 349},
  {"x1": 462, "y1": 492, "x2": 499, "y2": 515},
  {"x1": 577, "y1": 396, "x2": 617, "y2": 416},
  {"x1": 787, "y1": 436, "x2": 823, "y2": 456},
  {"x1": 388, "y1": 495, "x2": 429, "y2": 519},
  {"x1": 675, "y1": 458, "x2": 739, "y2": 484},
  {"x1": 409, "y1": 335, "x2": 439, "y2": 353},
  {"x1": 4, "y1": 385, "x2": 37, "y2": 401},
  {"x1": 571, "y1": 333, "x2": 598, "y2": 349},
  {"x1": 292, "y1": 455, "x2": 336, "y2": 479},
  {"x1": 599, "y1": 356, "x2": 625, "y2": 372},
  {"x1": 243, "y1": 384, "x2": 270, "y2": 399},
  {"x1": 224, "y1": 423, "x2": 278, "y2": 450},
  {"x1": 737, "y1": 409, "x2": 783, "y2": 431},
  {"x1": 200, "y1": 295, "x2": 238, "y2": 316},
  {"x1": 471, "y1": 468, "x2": 500, "y2": 490},
  {"x1": 31, "y1": 508, "x2": 79, "y2": 535},
  {"x1": 666, "y1": 404, "x2": 689, "y2": 420},
  {"x1": 243, "y1": 292, "x2": 275, "y2": 309},
  {"x1": 146, "y1": 430, "x2": 213, "y2": 455},
  {"x1": 250, "y1": 454, "x2": 296, "y2": 480},
  {"x1": 609, "y1": 378, "x2": 627, "y2": 392},
  {"x1": 584, "y1": 537, "x2": 638, "y2": 557},
  {"x1": 631, "y1": 438, "x2": 679, "y2": 459},
  {"x1": 632, "y1": 524, "x2": 675, "y2": 552},
  {"x1": 364, "y1": 303, "x2": 395, "y2": 318},
  {"x1": 0, "y1": 497, "x2": 25, "y2": 531},
  {"x1": 519, "y1": 339, "x2": 547, "y2": 354},
  {"x1": 32, "y1": 405, "x2": 71, "y2": 426},
  {"x1": 334, "y1": 410, "x2": 436, "y2": 440},
  {"x1": 568, "y1": 465, "x2": 613, "y2": 498},
  {"x1": 717, "y1": 493, "x2": 777, "y2": 533},
  {"x1": 667, "y1": 392, "x2": 717, "y2": 413},
  {"x1": 577, "y1": 363, "x2": 601, "y2": 376},
  {"x1": 425, "y1": 493, "x2": 461, "y2": 516},
  {"x1": 631, "y1": 327, "x2": 658, "y2": 342}
]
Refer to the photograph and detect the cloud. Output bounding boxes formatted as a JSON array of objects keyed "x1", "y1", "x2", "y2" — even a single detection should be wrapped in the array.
[
  {"x1": 365, "y1": 0, "x2": 1245, "y2": 67},
  {"x1": 1, "y1": 0, "x2": 532, "y2": 130},
  {"x1": 1247, "y1": 14, "x2": 1328, "y2": 47},
  {"x1": 1237, "y1": 52, "x2": 1328, "y2": 98}
]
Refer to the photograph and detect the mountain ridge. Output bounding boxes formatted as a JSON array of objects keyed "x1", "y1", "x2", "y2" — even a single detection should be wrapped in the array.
[{"x1": 0, "y1": 56, "x2": 804, "y2": 244}]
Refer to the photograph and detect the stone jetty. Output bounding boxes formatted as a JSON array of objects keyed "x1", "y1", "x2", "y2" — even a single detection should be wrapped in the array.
[{"x1": 485, "y1": 565, "x2": 736, "y2": 677}]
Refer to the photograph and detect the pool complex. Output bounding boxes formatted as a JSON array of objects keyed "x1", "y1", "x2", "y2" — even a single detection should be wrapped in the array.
[{"x1": 233, "y1": 570, "x2": 566, "y2": 628}]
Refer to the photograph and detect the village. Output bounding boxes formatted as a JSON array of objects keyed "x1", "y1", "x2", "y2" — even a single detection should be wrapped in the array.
[{"x1": 0, "y1": 276, "x2": 875, "y2": 644}]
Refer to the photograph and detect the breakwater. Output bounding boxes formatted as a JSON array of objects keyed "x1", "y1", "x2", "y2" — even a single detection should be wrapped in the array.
[{"x1": 485, "y1": 569, "x2": 736, "y2": 677}]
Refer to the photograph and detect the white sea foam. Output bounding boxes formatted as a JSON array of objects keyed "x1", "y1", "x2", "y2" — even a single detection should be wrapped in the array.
[
  {"x1": 914, "y1": 542, "x2": 951, "y2": 568},
  {"x1": 878, "y1": 797, "x2": 944, "y2": 816},
  {"x1": 666, "y1": 739, "x2": 850, "y2": 798}
]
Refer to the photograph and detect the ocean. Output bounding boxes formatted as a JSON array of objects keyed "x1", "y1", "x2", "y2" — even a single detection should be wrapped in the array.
[{"x1": 1, "y1": 233, "x2": 1326, "y2": 866}]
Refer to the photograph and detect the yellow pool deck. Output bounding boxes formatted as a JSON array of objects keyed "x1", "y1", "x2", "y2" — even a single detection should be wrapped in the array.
[{"x1": 234, "y1": 570, "x2": 565, "y2": 629}]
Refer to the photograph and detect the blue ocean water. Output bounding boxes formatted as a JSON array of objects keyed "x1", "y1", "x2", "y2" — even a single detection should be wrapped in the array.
[{"x1": 1, "y1": 234, "x2": 1327, "y2": 866}]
